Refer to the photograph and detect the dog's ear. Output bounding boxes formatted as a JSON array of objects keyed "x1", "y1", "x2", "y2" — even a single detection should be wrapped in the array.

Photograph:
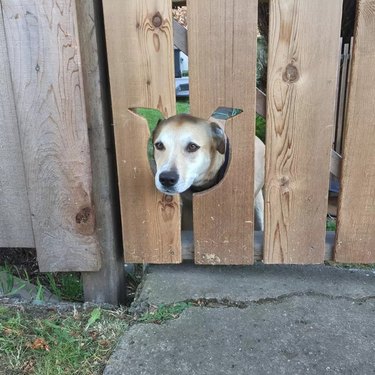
[{"x1": 210, "y1": 122, "x2": 226, "y2": 154}]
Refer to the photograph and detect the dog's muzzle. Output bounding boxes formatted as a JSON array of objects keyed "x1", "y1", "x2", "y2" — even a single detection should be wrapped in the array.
[{"x1": 159, "y1": 171, "x2": 179, "y2": 188}]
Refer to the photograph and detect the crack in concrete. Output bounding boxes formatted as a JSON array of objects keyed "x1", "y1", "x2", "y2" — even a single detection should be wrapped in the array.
[
  {"x1": 131, "y1": 291, "x2": 375, "y2": 316},
  {"x1": 185, "y1": 292, "x2": 375, "y2": 309}
]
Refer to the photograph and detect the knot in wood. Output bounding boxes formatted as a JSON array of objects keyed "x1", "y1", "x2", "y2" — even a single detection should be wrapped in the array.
[
  {"x1": 152, "y1": 12, "x2": 163, "y2": 28},
  {"x1": 280, "y1": 176, "x2": 289, "y2": 187},
  {"x1": 76, "y1": 207, "x2": 91, "y2": 224},
  {"x1": 163, "y1": 194, "x2": 173, "y2": 203},
  {"x1": 283, "y1": 64, "x2": 299, "y2": 83}
]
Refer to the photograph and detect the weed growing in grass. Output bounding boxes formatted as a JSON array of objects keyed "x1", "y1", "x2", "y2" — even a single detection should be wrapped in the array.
[
  {"x1": 0, "y1": 265, "x2": 26, "y2": 297},
  {"x1": 138, "y1": 302, "x2": 192, "y2": 324},
  {"x1": 1, "y1": 256, "x2": 83, "y2": 303},
  {"x1": 52, "y1": 273, "x2": 83, "y2": 302}
]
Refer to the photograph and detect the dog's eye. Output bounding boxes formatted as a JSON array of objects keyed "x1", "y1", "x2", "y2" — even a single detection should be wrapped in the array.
[
  {"x1": 186, "y1": 143, "x2": 200, "y2": 153},
  {"x1": 154, "y1": 142, "x2": 165, "y2": 151}
]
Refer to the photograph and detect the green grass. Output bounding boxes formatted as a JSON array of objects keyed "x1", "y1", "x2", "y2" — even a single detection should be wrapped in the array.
[
  {"x1": 1, "y1": 263, "x2": 83, "y2": 303},
  {"x1": 0, "y1": 265, "x2": 26, "y2": 297},
  {"x1": 138, "y1": 302, "x2": 192, "y2": 324},
  {"x1": 136, "y1": 108, "x2": 164, "y2": 134},
  {"x1": 45, "y1": 273, "x2": 83, "y2": 302},
  {"x1": 0, "y1": 300, "x2": 191, "y2": 373},
  {"x1": 176, "y1": 99, "x2": 190, "y2": 115},
  {"x1": 0, "y1": 305, "x2": 130, "y2": 375},
  {"x1": 256, "y1": 114, "x2": 266, "y2": 143},
  {"x1": 326, "y1": 217, "x2": 337, "y2": 231}
]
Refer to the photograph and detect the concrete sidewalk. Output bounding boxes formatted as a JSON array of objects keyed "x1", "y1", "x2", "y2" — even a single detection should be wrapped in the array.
[{"x1": 105, "y1": 264, "x2": 375, "y2": 375}]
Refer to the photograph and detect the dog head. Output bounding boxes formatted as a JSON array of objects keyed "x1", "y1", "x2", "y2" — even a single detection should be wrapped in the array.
[{"x1": 152, "y1": 114, "x2": 226, "y2": 195}]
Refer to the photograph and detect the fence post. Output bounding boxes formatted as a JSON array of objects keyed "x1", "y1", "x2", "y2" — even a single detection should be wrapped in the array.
[{"x1": 76, "y1": 0, "x2": 126, "y2": 304}]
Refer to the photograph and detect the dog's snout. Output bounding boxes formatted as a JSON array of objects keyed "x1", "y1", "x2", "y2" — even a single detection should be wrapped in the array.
[{"x1": 159, "y1": 171, "x2": 179, "y2": 188}]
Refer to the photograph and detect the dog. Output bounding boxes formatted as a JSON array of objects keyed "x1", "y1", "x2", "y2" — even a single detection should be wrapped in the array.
[{"x1": 152, "y1": 113, "x2": 265, "y2": 230}]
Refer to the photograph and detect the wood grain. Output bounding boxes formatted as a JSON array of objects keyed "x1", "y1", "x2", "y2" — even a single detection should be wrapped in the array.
[
  {"x1": 264, "y1": 0, "x2": 342, "y2": 264},
  {"x1": 2, "y1": 0, "x2": 101, "y2": 271},
  {"x1": 76, "y1": 0, "x2": 126, "y2": 303},
  {"x1": 103, "y1": 0, "x2": 181, "y2": 263},
  {"x1": 182, "y1": 230, "x2": 336, "y2": 262},
  {"x1": 335, "y1": 0, "x2": 375, "y2": 264},
  {"x1": 0, "y1": 7, "x2": 34, "y2": 248},
  {"x1": 189, "y1": 0, "x2": 257, "y2": 265}
]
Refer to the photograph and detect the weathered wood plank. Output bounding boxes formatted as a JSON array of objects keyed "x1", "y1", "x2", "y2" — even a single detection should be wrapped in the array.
[
  {"x1": 335, "y1": 0, "x2": 375, "y2": 264},
  {"x1": 76, "y1": 0, "x2": 126, "y2": 303},
  {"x1": 0, "y1": 6, "x2": 34, "y2": 248},
  {"x1": 103, "y1": 0, "x2": 181, "y2": 263},
  {"x1": 182, "y1": 231, "x2": 336, "y2": 262},
  {"x1": 189, "y1": 0, "x2": 257, "y2": 265},
  {"x1": 2, "y1": 0, "x2": 101, "y2": 271},
  {"x1": 264, "y1": 0, "x2": 342, "y2": 264}
]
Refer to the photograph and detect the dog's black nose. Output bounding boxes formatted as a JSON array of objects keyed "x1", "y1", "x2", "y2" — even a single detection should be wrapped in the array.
[{"x1": 159, "y1": 171, "x2": 179, "y2": 188}]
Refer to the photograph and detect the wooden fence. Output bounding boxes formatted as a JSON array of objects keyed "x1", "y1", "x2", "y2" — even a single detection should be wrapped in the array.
[
  {"x1": 103, "y1": 0, "x2": 375, "y2": 266},
  {"x1": 0, "y1": 0, "x2": 374, "y2": 303},
  {"x1": 0, "y1": 0, "x2": 125, "y2": 304}
]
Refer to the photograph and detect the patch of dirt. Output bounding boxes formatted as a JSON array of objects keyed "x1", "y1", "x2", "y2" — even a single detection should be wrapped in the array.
[{"x1": 0, "y1": 248, "x2": 39, "y2": 279}]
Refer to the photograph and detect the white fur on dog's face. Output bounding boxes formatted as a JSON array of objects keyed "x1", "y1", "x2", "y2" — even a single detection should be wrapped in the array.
[{"x1": 153, "y1": 114, "x2": 225, "y2": 195}]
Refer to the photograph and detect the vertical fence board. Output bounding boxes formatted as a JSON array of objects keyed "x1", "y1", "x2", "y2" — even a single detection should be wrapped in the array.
[
  {"x1": 335, "y1": 0, "x2": 375, "y2": 264},
  {"x1": 264, "y1": 0, "x2": 342, "y2": 264},
  {"x1": 2, "y1": 0, "x2": 101, "y2": 271},
  {"x1": 189, "y1": 0, "x2": 257, "y2": 265},
  {"x1": 103, "y1": 0, "x2": 181, "y2": 263},
  {"x1": 0, "y1": 5, "x2": 34, "y2": 248},
  {"x1": 76, "y1": 0, "x2": 126, "y2": 304}
]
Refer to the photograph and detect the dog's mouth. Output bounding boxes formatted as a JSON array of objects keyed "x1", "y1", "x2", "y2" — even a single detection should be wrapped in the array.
[
  {"x1": 156, "y1": 184, "x2": 190, "y2": 195},
  {"x1": 155, "y1": 179, "x2": 192, "y2": 195},
  {"x1": 159, "y1": 188, "x2": 179, "y2": 195}
]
